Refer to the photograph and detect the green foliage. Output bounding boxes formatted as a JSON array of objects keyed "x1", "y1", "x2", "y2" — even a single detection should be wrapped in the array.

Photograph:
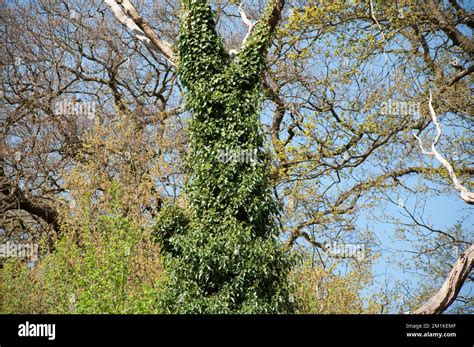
[
  {"x1": 292, "y1": 256, "x2": 383, "y2": 314},
  {"x1": 153, "y1": 204, "x2": 189, "y2": 256},
  {"x1": 153, "y1": 1, "x2": 296, "y2": 313},
  {"x1": 1, "y1": 210, "x2": 164, "y2": 314}
]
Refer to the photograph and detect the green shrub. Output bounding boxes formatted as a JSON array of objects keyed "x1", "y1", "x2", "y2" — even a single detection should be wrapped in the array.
[{"x1": 1, "y1": 213, "x2": 164, "y2": 314}]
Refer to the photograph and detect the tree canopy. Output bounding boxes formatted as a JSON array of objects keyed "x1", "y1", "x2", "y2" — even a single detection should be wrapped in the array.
[{"x1": 0, "y1": 0, "x2": 472, "y2": 314}]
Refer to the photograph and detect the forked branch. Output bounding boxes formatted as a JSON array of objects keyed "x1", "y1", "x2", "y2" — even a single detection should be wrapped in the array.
[{"x1": 414, "y1": 90, "x2": 474, "y2": 204}]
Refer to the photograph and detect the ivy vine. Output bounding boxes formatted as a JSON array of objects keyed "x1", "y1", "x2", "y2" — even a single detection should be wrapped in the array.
[{"x1": 154, "y1": 0, "x2": 296, "y2": 313}]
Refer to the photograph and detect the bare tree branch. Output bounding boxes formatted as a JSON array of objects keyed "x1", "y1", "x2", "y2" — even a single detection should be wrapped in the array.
[
  {"x1": 237, "y1": 0, "x2": 285, "y2": 60},
  {"x1": 241, "y1": 3, "x2": 258, "y2": 48},
  {"x1": 414, "y1": 90, "x2": 474, "y2": 204},
  {"x1": 426, "y1": 0, "x2": 474, "y2": 55},
  {"x1": 0, "y1": 160, "x2": 60, "y2": 232},
  {"x1": 448, "y1": 64, "x2": 474, "y2": 85},
  {"x1": 104, "y1": 0, "x2": 176, "y2": 66},
  {"x1": 229, "y1": 2, "x2": 258, "y2": 56}
]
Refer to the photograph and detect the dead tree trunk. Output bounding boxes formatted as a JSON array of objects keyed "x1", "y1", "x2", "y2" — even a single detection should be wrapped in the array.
[{"x1": 413, "y1": 244, "x2": 474, "y2": 314}]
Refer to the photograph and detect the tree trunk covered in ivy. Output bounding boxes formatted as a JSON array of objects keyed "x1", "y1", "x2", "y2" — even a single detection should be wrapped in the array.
[{"x1": 154, "y1": 0, "x2": 295, "y2": 313}]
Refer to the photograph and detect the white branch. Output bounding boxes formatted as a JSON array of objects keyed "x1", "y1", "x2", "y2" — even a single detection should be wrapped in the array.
[
  {"x1": 414, "y1": 90, "x2": 474, "y2": 204},
  {"x1": 230, "y1": 2, "x2": 258, "y2": 56},
  {"x1": 239, "y1": 2, "x2": 255, "y2": 41},
  {"x1": 414, "y1": 244, "x2": 474, "y2": 314},
  {"x1": 104, "y1": 0, "x2": 176, "y2": 66},
  {"x1": 104, "y1": 0, "x2": 150, "y2": 46}
]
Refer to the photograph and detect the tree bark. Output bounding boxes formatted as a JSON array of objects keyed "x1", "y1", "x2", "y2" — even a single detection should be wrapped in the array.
[{"x1": 413, "y1": 244, "x2": 474, "y2": 314}]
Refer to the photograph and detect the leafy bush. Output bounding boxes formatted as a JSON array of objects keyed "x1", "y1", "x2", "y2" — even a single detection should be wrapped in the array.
[
  {"x1": 1, "y1": 212, "x2": 164, "y2": 314},
  {"x1": 292, "y1": 257, "x2": 383, "y2": 314}
]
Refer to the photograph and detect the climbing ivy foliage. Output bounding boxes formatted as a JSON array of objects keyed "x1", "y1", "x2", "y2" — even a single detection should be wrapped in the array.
[{"x1": 154, "y1": 0, "x2": 296, "y2": 313}]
